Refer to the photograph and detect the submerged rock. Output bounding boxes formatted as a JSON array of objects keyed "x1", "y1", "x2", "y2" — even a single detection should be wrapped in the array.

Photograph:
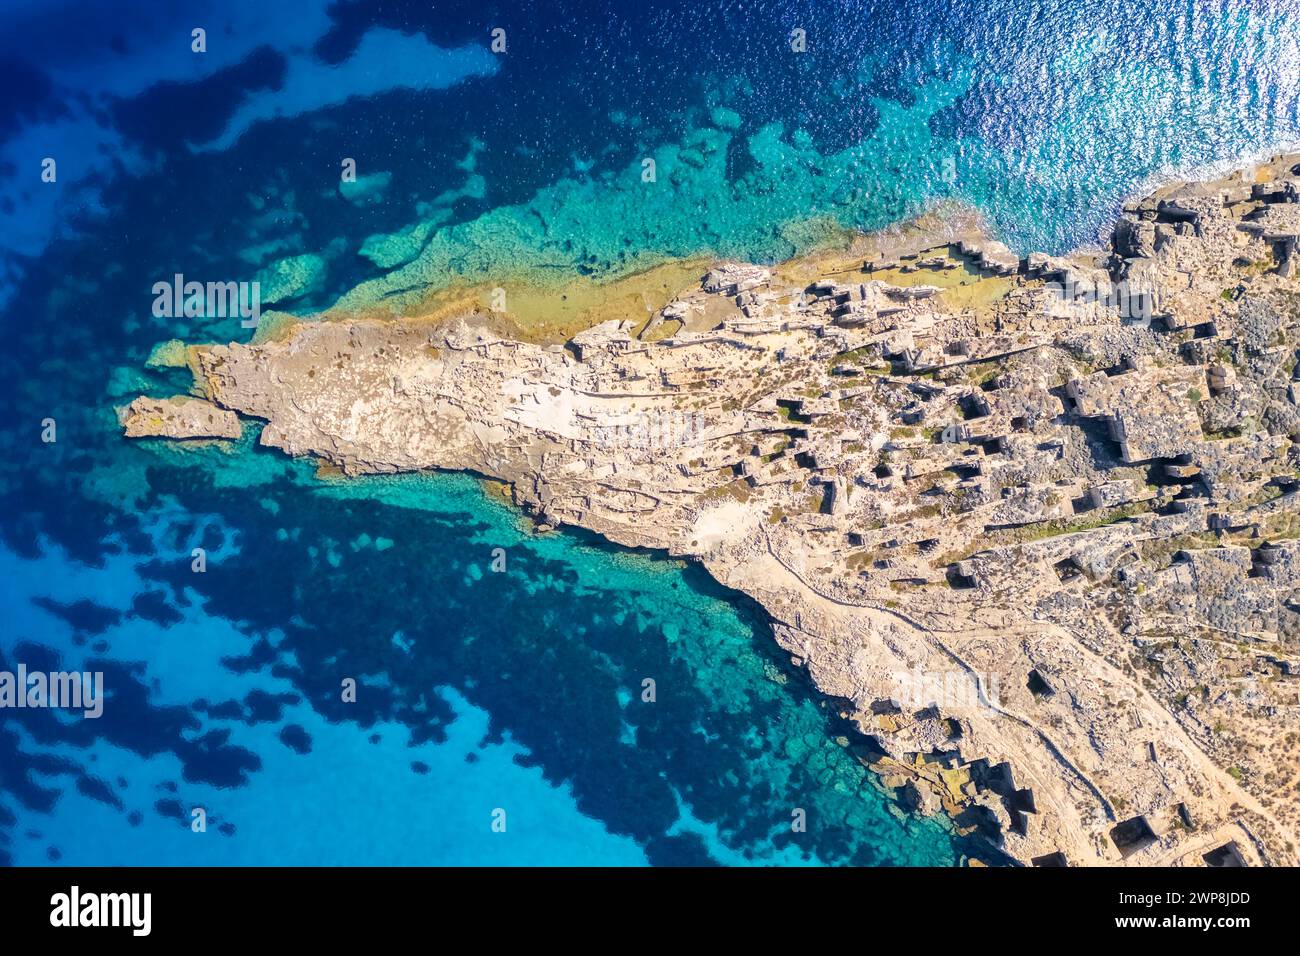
[
  {"x1": 339, "y1": 170, "x2": 393, "y2": 206},
  {"x1": 254, "y1": 253, "x2": 327, "y2": 305}
]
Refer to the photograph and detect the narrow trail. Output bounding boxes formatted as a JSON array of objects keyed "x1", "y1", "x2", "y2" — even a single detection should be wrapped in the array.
[{"x1": 756, "y1": 527, "x2": 1297, "y2": 863}]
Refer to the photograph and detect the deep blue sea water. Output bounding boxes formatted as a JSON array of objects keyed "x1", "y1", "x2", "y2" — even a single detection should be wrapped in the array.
[{"x1": 1, "y1": 0, "x2": 1298, "y2": 866}]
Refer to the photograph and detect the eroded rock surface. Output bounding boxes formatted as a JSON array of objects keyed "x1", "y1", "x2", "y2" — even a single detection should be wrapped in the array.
[
  {"x1": 133, "y1": 154, "x2": 1300, "y2": 867},
  {"x1": 120, "y1": 395, "x2": 242, "y2": 440}
]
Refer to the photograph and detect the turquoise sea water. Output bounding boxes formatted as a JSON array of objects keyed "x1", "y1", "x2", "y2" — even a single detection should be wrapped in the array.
[{"x1": 1, "y1": 0, "x2": 1298, "y2": 866}]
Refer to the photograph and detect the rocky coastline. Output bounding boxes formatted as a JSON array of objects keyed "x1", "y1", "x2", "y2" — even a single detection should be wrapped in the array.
[{"x1": 125, "y1": 154, "x2": 1300, "y2": 867}]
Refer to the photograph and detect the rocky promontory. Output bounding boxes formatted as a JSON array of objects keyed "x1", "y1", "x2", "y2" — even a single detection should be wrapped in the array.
[
  {"x1": 127, "y1": 154, "x2": 1300, "y2": 867},
  {"x1": 120, "y1": 395, "x2": 242, "y2": 440}
]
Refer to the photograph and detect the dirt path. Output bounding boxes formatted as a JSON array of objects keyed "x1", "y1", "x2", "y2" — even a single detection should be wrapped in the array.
[{"x1": 752, "y1": 527, "x2": 1297, "y2": 864}]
